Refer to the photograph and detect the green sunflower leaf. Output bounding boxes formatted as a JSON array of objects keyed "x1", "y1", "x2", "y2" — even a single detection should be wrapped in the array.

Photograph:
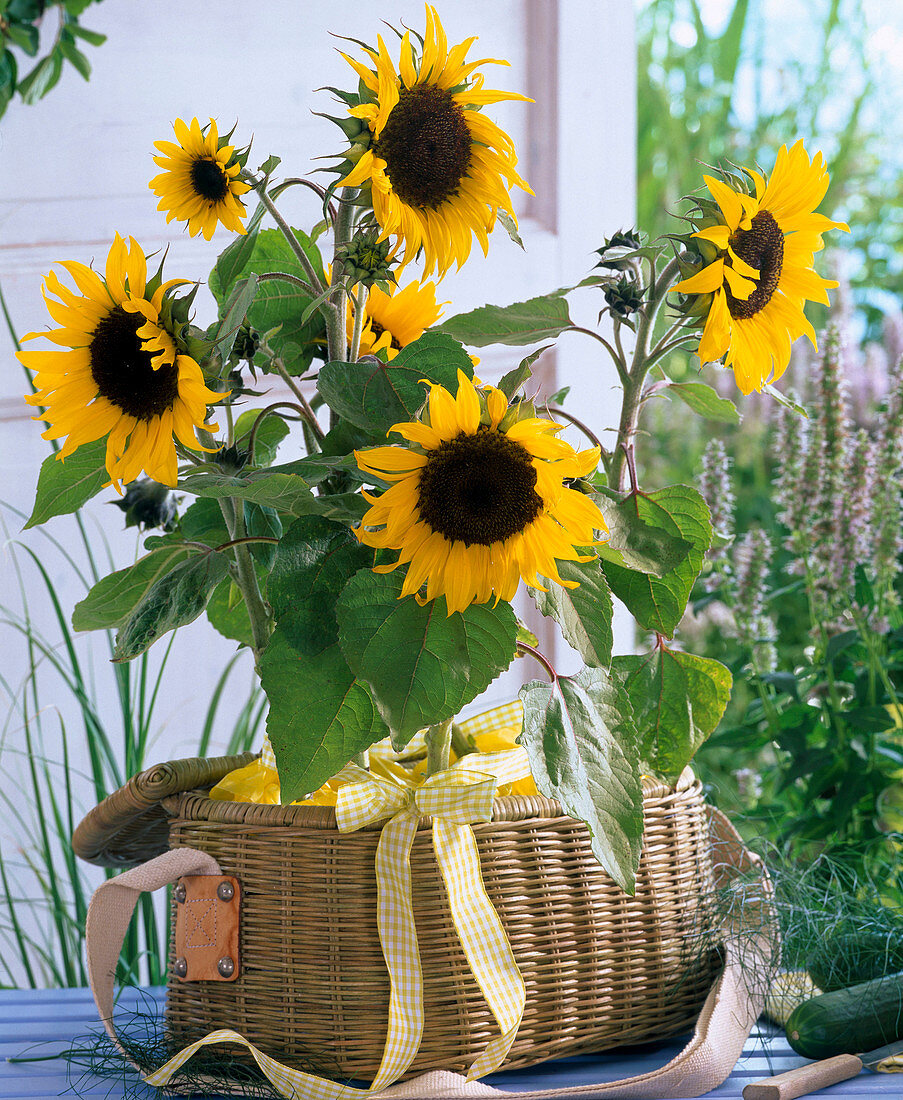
[
  {"x1": 268, "y1": 515, "x2": 373, "y2": 657},
  {"x1": 601, "y1": 485, "x2": 711, "y2": 636},
  {"x1": 206, "y1": 577, "x2": 255, "y2": 648},
  {"x1": 610, "y1": 646, "x2": 732, "y2": 784},
  {"x1": 144, "y1": 497, "x2": 231, "y2": 552},
  {"x1": 436, "y1": 294, "x2": 572, "y2": 347},
  {"x1": 25, "y1": 439, "x2": 108, "y2": 529},
  {"x1": 528, "y1": 558, "x2": 614, "y2": 670},
  {"x1": 317, "y1": 331, "x2": 474, "y2": 435},
  {"x1": 519, "y1": 665, "x2": 643, "y2": 893},
  {"x1": 212, "y1": 274, "x2": 258, "y2": 364},
  {"x1": 594, "y1": 490, "x2": 693, "y2": 577},
  {"x1": 243, "y1": 501, "x2": 282, "y2": 569},
  {"x1": 212, "y1": 200, "x2": 267, "y2": 295},
  {"x1": 261, "y1": 629, "x2": 388, "y2": 804},
  {"x1": 497, "y1": 209, "x2": 525, "y2": 249},
  {"x1": 233, "y1": 408, "x2": 290, "y2": 468},
  {"x1": 336, "y1": 569, "x2": 519, "y2": 746},
  {"x1": 177, "y1": 467, "x2": 320, "y2": 517},
  {"x1": 112, "y1": 550, "x2": 230, "y2": 661},
  {"x1": 667, "y1": 381, "x2": 740, "y2": 424},
  {"x1": 498, "y1": 344, "x2": 553, "y2": 399},
  {"x1": 71, "y1": 547, "x2": 192, "y2": 632},
  {"x1": 208, "y1": 227, "x2": 326, "y2": 375}
]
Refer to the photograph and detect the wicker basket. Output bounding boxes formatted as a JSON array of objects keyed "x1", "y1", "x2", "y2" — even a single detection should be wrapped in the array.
[{"x1": 73, "y1": 752, "x2": 723, "y2": 1082}]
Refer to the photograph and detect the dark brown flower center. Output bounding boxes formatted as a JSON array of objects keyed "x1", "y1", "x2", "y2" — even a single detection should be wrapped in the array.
[
  {"x1": 369, "y1": 319, "x2": 402, "y2": 351},
  {"x1": 190, "y1": 156, "x2": 230, "y2": 202},
  {"x1": 416, "y1": 429, "x2": 543, "y2": 546},
  {"x1": 89, "y1": 306, "x2": 179, "y2": 420},
  {"x1": 725, "y1": 210, "x2": 785, "y2": 319},
  {"x1": 375, "y1": 83, "x2": 472, "y2": 210}
]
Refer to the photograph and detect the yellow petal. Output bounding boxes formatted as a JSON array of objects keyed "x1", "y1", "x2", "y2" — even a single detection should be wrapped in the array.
[{"x1": 673, "y1": 258, "x2": 725, "y2": 295}]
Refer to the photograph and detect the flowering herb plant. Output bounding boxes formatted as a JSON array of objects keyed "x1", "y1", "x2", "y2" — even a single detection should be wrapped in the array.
[
  {"x1": 696, "y1": 330, "x2": 903, "y2": 890},
  {"x1": 19, "y1": 7, "x2": 847, "y2": 892}
]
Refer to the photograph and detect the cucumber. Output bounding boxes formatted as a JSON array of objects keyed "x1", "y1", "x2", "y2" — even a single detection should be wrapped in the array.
[
  {"x1": 786, "y1": 970, "x2": 903, "y2": 1059},
  {"x1": 807, "y1": 931, "x2": 903, "y2": 992}
]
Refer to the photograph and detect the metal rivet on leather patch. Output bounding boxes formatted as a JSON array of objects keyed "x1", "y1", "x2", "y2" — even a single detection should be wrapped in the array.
[
  {"x1": 174, "y1": 883, "x2": 187, "y2": 903},
  {"x1": 217, "y1": 956, "x2": 235, "y2": 977},
  {"x1": 217, "y1": 881, "x2": 235, "y2": 902},
  {"x1": 173, "y1": 956, "x2": 188, "y2": 978}
]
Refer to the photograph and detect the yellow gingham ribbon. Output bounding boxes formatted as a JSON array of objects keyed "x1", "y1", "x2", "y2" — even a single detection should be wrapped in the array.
[{"x1": 145, "y1": 745, "x2": 530, "y2": 1098}]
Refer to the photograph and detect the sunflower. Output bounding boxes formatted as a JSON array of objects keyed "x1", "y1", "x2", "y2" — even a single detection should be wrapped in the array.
[
  {"x1": 672, "y1": 141, "x2": 849, "y2": 394},
  {"x1": 350, "y1": 279, "x2": 446, "y2": 360},
  {"x1": 337, "y1": 5, "x2": 532, "y2": 277},
  {"x1": 354, "y1": 371, "x2": 606, "y2": 614},
  {"x1": 149, "y1": 117, "x2": 251, "y2": 240},
  {"x1": 19, "y1": 234, "x2": 222, "y2": 492}
]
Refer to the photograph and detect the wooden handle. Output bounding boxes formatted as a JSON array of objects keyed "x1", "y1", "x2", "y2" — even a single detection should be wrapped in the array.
[{"x1": 742, "y1": 1054, "x2": 863, "y2": 1100}]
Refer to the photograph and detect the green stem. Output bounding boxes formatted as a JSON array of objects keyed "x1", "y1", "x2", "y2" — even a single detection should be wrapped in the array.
[
  {"x1": 246, "y1": 402, "x2": 305, "y2": 464},
  {"x1": 326, "y1": 192, "x2": 359, "y2": 365},
  {"x1": 255, "y1": 185, "x2": 325, "y2": 293},
  {"x1": 566, "y1": 326, "x2": 628, "y2": 384},
  {"x1": 450, "y1": 722, "x2": 475, "y2": 759},
  {"x1": 257, "y1": 270, "x2": 317, "y2": 295},
  {"x1": 425, "y1": 718, "x2": 453, "y2": 776},
  {"x1": 273, "y1": 360, "x2": 325, "y2": 445},
  {"x1": 217, "y1": 496, "x2": 271, "y2": 664},
  {"x1": 548, "y1": 406, "x2": 606, "y2": 455},
  {"x1": 607, "y1": 255, "x2": 685, "y2": 492},
  {"x1": 349, "y1": 285, "x2": 368, "y2": 363}
]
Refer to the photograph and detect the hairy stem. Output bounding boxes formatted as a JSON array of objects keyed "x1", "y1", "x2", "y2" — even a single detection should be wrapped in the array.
[
  {"x1": 217, "y1": 496, "x2": 271, "y2": 664},
  {"x1": 348, "y1": 286, "x2": 368, "y2": 363},
  {"x1": 326, "y1": 192, "x2": 359, "y2": 362},
  {"x1": 272, "y1": 360, "x2": 325, "y2": 446},
  {"x1": 254, "y1": 185, "x2": 325, "y2": 293},
  {"x1": 425, "y1": 718, "x2": 453, "y2": 776},
  {"x1": 607, "y1": 255, "x2": 685, "y2": 491}
]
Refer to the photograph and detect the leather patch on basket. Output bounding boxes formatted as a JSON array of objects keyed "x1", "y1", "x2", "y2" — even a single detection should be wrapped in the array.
[{"x1": 172, "y1": 875, "x2": 240, "y2": 982}]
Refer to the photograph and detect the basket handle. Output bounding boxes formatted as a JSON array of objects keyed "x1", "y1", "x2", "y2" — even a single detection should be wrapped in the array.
[
  {"x1": 85, "y1": 846, "x2": 221, "y2": 1069},
  {"x1": 85, "y1": 822, "x2": 775, "y2": 1099}
]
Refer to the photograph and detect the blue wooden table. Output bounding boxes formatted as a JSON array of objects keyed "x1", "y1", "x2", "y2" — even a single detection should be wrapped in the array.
[{"x1": 2, "y1": 987, "x2": 898, "y2": 1099}]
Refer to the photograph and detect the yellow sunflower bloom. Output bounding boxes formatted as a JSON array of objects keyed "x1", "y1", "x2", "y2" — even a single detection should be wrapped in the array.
[
  {"x1": 350, "y1": 279, "x2": 446, "y2": 360},
  {"x1": 354, "y1": 371, "x2": 606, "y2": 614},
  {"x1": 337, "y1": 5, "x2": 532, "y2": 277},
  {"x1": 19, "y1": 234, "x2": 222, "y2": 492},
  {"x1": 149, "y1": 117, "x2": 251, "y2": 240},
  {"x1": 672, "y1": 140, "x2": 849, "y2": 394}
]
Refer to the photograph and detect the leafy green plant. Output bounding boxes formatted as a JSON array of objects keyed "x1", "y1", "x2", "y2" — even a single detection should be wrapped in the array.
[{"x1": 0, "y1": 0, "x2": 107, "y2": 118}]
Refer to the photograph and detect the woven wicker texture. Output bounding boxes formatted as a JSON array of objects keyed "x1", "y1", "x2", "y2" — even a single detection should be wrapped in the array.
[
  {"x1": 159, "y1": 768, "x2": 721, "y2": 1082},
  {"x1": 72, "y1": 753, "x2": 257, "y2": 868}
]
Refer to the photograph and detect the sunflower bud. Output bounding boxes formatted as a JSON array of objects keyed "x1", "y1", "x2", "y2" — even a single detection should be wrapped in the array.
[
  {"x1": 111, "y1": 479, "x2": 178, "y2": 532},
  {"x1": 594, "y1": 229, "x2": 642, "y2": 271},
  {"x1": 335, "y1": 229, "x2": 396, "y2": 289},
  {"x1": 603, "y1": 277, "x2": 645, "y2": 318},
  {"x1": 217, "y1": 444, "x2": 250, "y2": 472},
  {"x1": 234, "y1": 323, "x2": 260, "y2": 363}
]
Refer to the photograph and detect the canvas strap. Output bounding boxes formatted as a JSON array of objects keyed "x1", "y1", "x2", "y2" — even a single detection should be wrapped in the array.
[{"x1": 85, "y1": 813, "x2": 771, "y2": 1100}]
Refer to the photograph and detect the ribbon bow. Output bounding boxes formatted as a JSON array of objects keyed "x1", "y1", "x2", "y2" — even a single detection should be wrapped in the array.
[{"x1": 333, "y1": 750, "x2": 528, "y2": 1090}]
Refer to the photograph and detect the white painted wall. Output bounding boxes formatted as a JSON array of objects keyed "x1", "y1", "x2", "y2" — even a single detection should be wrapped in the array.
[{"x1": 0, "y1": 1, "x2": 635, "y2": 984}]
